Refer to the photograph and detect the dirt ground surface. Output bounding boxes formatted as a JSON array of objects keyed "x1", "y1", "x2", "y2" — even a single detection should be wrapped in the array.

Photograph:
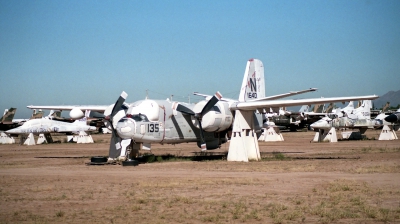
[{"x1": 0, "y1": 129, "x2": 399, "y2": 223}]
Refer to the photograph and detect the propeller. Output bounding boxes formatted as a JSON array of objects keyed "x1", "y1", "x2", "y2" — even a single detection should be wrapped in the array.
[
  {"x1": 104, "y1": 91, "x2": 128, "y2": 159},
  {"x1": 176, "y1": 91, "x2": 222, "y2": 151}
]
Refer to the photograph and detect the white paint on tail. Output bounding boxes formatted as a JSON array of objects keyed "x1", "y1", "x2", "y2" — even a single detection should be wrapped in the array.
[{"x1": 238, "y1": 59, "x2": 265, "y2": 102}]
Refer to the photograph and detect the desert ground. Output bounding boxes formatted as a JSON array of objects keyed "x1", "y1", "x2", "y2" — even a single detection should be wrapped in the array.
[{"x1": 0, "y1": 129, "x2": 399, "y2": 224}]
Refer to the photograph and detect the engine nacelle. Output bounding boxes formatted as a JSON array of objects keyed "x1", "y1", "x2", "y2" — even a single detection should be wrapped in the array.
[
  {"x1": 192, "y1": 101, "x2": 233, "y2": 132},
  {"x1": 70, "y1": 107, "x2": 84, "y2": 119}
]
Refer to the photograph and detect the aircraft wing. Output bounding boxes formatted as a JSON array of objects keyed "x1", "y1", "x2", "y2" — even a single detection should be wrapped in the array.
[
  {"x1": 193, "y1": 92, "x2": 236, "y2": 102},
  {"x1": 230, "y1": 95, "x2": 379, "y2": 111},
  {"x1": 26, "y1": 105, "x2": 109, "y2": 112},
  {"x1": 250, "y1": 88, "x2": 318, "y2": 101},
  {"x1": 194, "y1": 88, "x2": 317, "y2": 102}
]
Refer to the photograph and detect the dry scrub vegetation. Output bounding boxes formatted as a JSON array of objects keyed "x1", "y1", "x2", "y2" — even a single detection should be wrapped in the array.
[{"x1": 0, "y1": 130, "x2": 399, "y2": 223}]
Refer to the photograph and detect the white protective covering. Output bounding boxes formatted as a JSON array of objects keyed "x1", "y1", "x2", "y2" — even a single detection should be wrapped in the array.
[
  {"x1": 119, "y1": 139, "x2": 132, "y2": 159},
  {"x1": 312, "y1": 128, "x2": 338, "y2": 143},
  {"x1": 77, "y1": 131, "x2": 94, "y2": 144},
  {"x1": 37, "y1": 134, "x2": 47, "y2": 144},
  {"x1": 379, "y1": 125, "x2": 398, "y2": 140},
  {"x1": 0, "y1": 132, "x2": 15, "y2": 144},
  {"x1": 227, "y1": 110, "x2": 261, "y2": 162},
  {"x1": 102, "y1": 128, "x2": 112, "y2": 134},
  {"x1": 24, "y1": 133, "x2": 36, "y2": 145},
  {"x1": 258, "y1": 127, "x2": 284, "y2": 142}
]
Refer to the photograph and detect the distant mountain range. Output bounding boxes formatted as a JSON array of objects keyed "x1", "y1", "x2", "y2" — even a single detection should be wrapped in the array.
[{"x1": 373, "y1": 90, "x2": 400, "y2": 109}]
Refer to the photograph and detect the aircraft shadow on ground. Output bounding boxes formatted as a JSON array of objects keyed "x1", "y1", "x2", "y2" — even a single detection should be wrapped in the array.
[{"x1": 138, "y1": 152, "x2": 228, "y2": 163}]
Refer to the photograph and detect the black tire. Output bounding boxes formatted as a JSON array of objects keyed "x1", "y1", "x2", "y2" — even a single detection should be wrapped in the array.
[
  {"x1": 91, "y1": 156, "x2": 108, "y2": 163},
  {"x1": 122, "y1": 160, "x2": 139, "y2": 166}
]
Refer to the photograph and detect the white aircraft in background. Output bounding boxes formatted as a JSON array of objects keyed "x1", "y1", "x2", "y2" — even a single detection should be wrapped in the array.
[
  {"x1": 310, "y1": 100, "x2": 378, "y2": 133},
  {"x1": 6, "y1": 111, "x2": 96, "y2": 136},
  {"x1": 27, "y1": 59, "x2": 378, "y2": 162}
]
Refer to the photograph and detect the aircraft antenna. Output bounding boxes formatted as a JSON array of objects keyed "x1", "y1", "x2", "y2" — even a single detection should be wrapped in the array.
[
  {"x1": 146, "y1": 89, "x2": 148, "y2": 99},
  {"x1": 170, "y1": 95, "x2": 174, "y2": 101}
]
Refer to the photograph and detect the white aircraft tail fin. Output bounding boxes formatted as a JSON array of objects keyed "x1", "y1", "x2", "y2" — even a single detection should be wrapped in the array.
[
  {"x1": 238, "y1": 59, "x2": 265, "y2": 102},
  {"x1": 352, "y1": 100, "x2": 372, "y2": 119},
  {"x1": 340, "y1": 101, "x2": 355, "y2": 116},
  {"x1": 345, "y1": 101, "x2": 354, "y2": 109}
]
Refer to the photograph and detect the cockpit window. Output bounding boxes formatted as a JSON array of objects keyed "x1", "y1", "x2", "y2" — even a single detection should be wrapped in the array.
[
  {"x1": 126, "y1": 113, "x2": 149, "y2": 122},
  {"x1": 211, "y1": 105, "x2": 221, "y2": 114}
]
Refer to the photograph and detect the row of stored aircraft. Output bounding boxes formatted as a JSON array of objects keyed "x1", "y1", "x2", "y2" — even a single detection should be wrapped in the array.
[{"x1": 22, "y1": 58, "x2": 381, "y2": 162}]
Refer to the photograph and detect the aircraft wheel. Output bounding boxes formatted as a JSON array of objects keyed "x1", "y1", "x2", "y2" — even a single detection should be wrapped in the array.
[
  {"x1": 91, "y1": 156, "x2": 108, "y2": 163},
  {"x1": 122, "y1": 160, "x2": 139, "y2": 166}
]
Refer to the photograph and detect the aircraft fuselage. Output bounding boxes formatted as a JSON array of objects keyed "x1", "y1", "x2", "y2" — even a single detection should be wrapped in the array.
[{"x1": 114, "y1": 99, "x2": 232, "y2": 149}]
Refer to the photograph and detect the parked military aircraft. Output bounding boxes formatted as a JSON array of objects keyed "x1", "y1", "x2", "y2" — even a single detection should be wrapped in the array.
[
  {"x1": 6, "y1": 116, "x2": 97, "y2": 136},
  {"x1": 310, "y1": 100, "x2": 378, "y2": 134},
  {"x1": 27, "y1": 59, "x2": 379, "y2": 162}
]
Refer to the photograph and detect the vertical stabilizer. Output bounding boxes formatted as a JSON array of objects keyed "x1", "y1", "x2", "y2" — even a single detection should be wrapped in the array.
[
  {"x1": 1, "y1": 108, "x2": 17, "y2": 124},
  {"x1": 324, "y1": 103, "x2": 334, "y2": 113},
  {"x1": 351, "y1": 100, "x2": 372, "y2": 119},
  {"x1": 30, "y1": 110, "x2": 43, "y2": 119},
  {"x1": 238, "y1": 59, "x2": 265, "y2": 102},
  {"x1": 312, "y1": 104, "x2": 324, "y2": 113},
  {"x1": 340, "y1": 101, "x2": 355, "y2": 116}
]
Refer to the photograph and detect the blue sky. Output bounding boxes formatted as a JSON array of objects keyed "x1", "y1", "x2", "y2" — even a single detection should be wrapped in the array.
[{"x1": 1, "y1": 0, "x2": 399, "y2": 118}]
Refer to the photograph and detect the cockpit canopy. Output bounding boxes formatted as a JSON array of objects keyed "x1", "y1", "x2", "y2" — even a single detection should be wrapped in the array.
[{"x1": 125, "y1": 113, "x2": 149, "y2": 122}]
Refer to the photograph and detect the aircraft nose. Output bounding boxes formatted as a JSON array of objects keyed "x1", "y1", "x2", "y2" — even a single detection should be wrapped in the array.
[
  {"x1": 310, "y1": 120, "x2": 328, "y2": 129},
  {"x1": 5, "y1": 128, "x2": 18, "y2": 134},
  {"x1": 116, "y1": 118, "x2": 135, "y2": 139}
]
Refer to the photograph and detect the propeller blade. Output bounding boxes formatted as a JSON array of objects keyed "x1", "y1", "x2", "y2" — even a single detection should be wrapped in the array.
[
  {"x1": 176, "y1": 104, "x2": 195, "y2": 116},
  {"x1": 197, "y1": 119, "x2": 207, "y2": 151},
  {"x1": 200, "y1": 91, "x2": 222, "y2": 115},
  {"x1": 111, "y1": 91, "x2": 128, "y2": 118},
  {"x1": 176, "y1": 91, "x2": 222, "y2": 152},
  {"x1": 107, "y1": 91, "x2": 128, "y2": 159}
]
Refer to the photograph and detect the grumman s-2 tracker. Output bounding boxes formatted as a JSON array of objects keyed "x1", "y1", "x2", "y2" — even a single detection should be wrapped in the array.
[{"x1": 27, "y1": 59, "x2": 379, "y2": 165}]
